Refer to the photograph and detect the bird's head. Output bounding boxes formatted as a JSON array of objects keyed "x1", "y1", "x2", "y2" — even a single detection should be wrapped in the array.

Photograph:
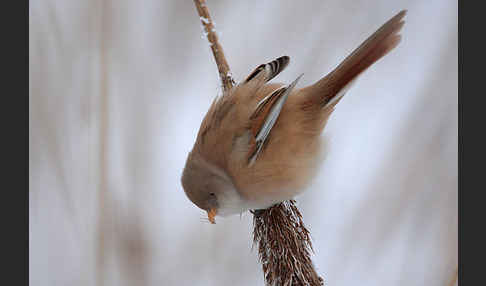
[{"x1": 181, "y1": 151, "x2": 240, "y2": 224}]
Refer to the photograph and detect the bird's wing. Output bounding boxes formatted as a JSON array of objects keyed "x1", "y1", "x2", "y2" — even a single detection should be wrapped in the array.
[
  {"x1": 243, "y1": 56, "x2": 290, "y2": 84},
  {"x1": 247, "y1": 74, "x2": 303, "y2": 165}
]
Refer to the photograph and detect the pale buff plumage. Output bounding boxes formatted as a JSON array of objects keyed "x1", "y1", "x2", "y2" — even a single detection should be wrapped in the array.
[{"x1": 182, "y1": 10, "x2": 407, "y2": 223}]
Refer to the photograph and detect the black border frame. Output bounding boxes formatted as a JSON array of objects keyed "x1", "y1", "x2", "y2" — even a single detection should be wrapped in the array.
[{"x1": 4, "y1": 0, "x2": 28, "y2": 284}]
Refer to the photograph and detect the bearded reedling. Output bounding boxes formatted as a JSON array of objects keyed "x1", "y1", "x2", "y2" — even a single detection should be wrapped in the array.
[{"x1": 182, "y1": 10, "x2": 407, "y2": 223}]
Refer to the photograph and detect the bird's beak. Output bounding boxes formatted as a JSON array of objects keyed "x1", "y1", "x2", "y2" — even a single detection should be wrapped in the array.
[{"x1": 207, "y1": 208, "x2": 217, "y2": 224}]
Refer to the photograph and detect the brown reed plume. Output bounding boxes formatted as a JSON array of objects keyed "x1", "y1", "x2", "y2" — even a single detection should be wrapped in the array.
[{"x1": 252, "y1": 201, "x2": 323, "y2": 286}]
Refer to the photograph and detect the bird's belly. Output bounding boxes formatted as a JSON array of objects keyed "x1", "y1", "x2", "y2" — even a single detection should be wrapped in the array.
[
  {"x1": 238, "y1": 136, "x2": 325, "y2": 209},
  {"x1": 218, "y1": 163, "x2": 318, "y2": 216}
]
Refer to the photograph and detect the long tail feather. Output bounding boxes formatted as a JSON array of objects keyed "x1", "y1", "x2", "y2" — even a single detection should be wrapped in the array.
[{"x1": 302, "y1": 10, "x2": 406, "y2": 107}]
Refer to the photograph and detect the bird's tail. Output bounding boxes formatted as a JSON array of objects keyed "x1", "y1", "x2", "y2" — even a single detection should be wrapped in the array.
[{"x1": 301, "y1": 10, "x2": 406, "y2": 110}]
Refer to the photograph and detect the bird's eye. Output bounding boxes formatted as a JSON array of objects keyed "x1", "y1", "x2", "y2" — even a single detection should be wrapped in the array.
[{"x1": 209, "y1": 192, "x2": 216, "y2": 197}]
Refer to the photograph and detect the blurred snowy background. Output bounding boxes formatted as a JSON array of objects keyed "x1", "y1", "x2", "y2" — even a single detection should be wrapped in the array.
[{"x1": 29, "y1": 0, "x2": 457, "y2": 285}]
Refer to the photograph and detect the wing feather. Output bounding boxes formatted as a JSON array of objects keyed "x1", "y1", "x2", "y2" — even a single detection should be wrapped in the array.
[
  {"x1": 243, "y1": 56, "x2": 290, "y2": 84},
  {"x1": 247, "y1": 74, "x2": 303, "y2": 165}
]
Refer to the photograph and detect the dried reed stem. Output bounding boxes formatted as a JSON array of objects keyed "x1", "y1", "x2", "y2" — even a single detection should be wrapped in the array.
[
  {"x1": 96, "y1": 1, "x2": 111, "y2": 285},
  {"x1": 192, "y1": 2, "x2": 322, "y2": 285},
  {"x1": 193, "y1": 0, "x2": 235, "y2": 93}
]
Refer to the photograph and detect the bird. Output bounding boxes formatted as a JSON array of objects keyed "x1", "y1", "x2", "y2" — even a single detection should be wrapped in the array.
[{"x1": 181, "y1": 10, "x2": 407, "y2": 224}]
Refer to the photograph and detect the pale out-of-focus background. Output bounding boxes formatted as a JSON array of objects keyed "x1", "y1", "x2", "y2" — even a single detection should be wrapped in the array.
[{"x1": 29, "y1": 0, "x2": 457, "y2": 285}]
